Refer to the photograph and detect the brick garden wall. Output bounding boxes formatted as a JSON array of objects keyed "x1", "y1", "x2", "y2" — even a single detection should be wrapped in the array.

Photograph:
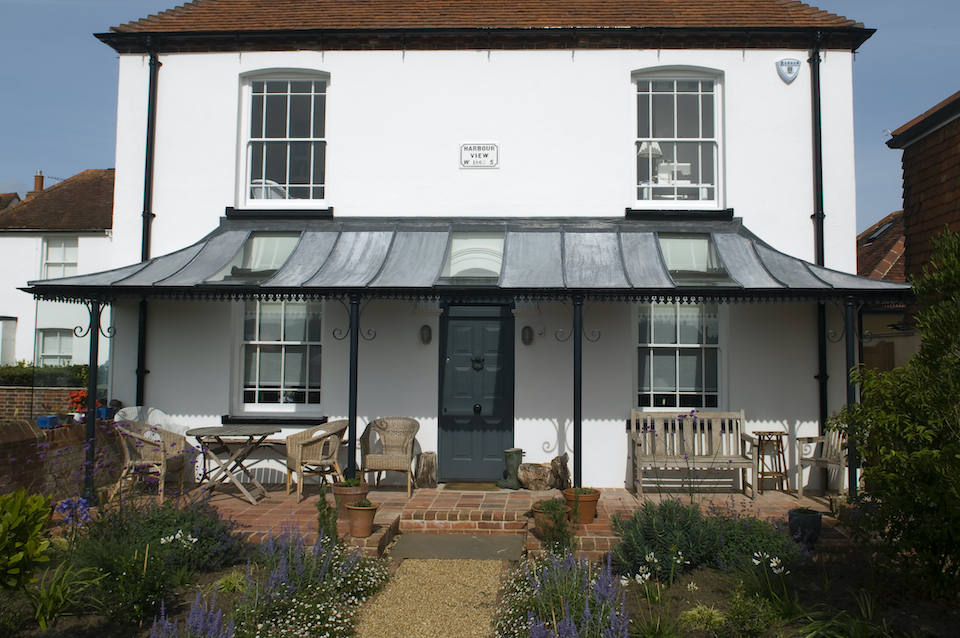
[
  {"x1": 0, "y1": 386, "x2": 79, "y2": 422},
  {"x1": 0, "y1": 419, "x2": 122, "y2": 500}
]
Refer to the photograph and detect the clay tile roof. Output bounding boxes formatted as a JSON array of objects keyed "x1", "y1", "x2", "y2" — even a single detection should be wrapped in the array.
[
  {"x1": 0, "y1": 170, "x2": 114, "y2": 231},
  {"x1": 0, "y1": 193, "x2": 20, "y2": 210},
  {"x1": 857, "y1": 209, "x2": 905, "y2": 283},
  {"x1": 107, "y1": 0, "x2": 864, "y2": 33},
  {"x1": 887, "y1": 89, "x2": 960, "y2": 149}
]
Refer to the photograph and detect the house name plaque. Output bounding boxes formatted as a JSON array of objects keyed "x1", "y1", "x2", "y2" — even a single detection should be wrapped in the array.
[{"x1": 460, "y1": 143, "x2": 499, "y2": 168}]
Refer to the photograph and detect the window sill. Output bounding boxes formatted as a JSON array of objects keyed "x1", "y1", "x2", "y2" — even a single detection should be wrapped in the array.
[
  {"x1": 625, "y1": 208, "x2": 734, "y2": 221},
  {"x1": 225, "y1": 207, "x2": 333, "y2": 219},
  {"x1": 221, "y1": 415, "x2": 328, "y2": 427}
]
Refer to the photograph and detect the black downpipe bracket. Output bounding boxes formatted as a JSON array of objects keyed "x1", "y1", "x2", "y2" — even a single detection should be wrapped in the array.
[{"x1": 136, "y1": 38, "x2": 161, "y2": 405}]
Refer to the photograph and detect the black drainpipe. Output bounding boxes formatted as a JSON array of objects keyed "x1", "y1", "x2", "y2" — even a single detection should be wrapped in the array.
[
  {"x1": 809, "y1": 32, "x2": 829, "y2": 438},
  {"x1": 136, "y1": 37, "x2": 161, "y2": 405}
]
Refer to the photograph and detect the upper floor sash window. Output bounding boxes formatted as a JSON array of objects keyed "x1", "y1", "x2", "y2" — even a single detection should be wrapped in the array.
[
  {"x1": 243, "y1": 73, "x2": 328, "y2": 206},
  {"x1": 634, "y1": 68, "x2": 721, "y2": 207}
]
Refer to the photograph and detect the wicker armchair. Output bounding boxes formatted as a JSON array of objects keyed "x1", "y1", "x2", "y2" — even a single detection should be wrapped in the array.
[
  {"x1": 360, "y1": 416, "x2": 420, "y2": 498},
  {"x1": 112, "y1": 421, "x2": 188, "y2": 503},
  {"x1": 286, "y1": 420, "x2": 349, "y2": 502}
]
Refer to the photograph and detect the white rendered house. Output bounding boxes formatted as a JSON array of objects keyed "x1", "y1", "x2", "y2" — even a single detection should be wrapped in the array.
[
  {"x1": 0, "y1": 171, "x2": 113, "y2": 371},
  {"x1": 27, "y1": 0, "x2": 909, "y2": 492}
]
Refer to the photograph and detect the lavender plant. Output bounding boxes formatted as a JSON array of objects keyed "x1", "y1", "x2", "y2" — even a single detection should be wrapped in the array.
[
  {"x1": 233, "y1": 522, "x2": 387, "y2": 638},
  {"x1": 151, "y1": 590, "x2": 234, "y2": 638},
  {"x1": 494, "y1": 553, "x2": 628, "y2": 638}
]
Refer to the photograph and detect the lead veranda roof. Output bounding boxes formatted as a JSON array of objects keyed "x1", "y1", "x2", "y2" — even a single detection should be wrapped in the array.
[{"x1": 23, "y1": 216, "x2": 913, "y2": 305}]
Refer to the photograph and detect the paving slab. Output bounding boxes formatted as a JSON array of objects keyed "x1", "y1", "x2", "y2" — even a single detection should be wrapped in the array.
[{"x1": 387, "y1": 532, "x2": 525, "y2": 560}]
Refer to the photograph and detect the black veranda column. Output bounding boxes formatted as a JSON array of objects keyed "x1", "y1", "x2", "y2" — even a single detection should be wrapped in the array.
[
  {"x1": 346, "y1": 293, "x2": 361, "y2": 478},
  {"x1": 844, "y1": 295, "x2": 859, "y2": 500},
  {"x1": 572, "y1": 294, "x2": 583, "y2": 488},
  {"x1": 82, "y1": 300, "x2": 101, "y2": 502}
]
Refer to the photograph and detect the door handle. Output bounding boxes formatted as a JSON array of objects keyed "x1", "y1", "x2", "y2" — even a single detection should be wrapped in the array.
[{"x1": 473, "y1": 404, "x2": 482, "y2": 414}]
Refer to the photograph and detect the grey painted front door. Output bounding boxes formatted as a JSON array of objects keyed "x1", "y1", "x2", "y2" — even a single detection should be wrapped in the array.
[{"x1": 438, "y1": 305, "x2": 514, "y2": 481}]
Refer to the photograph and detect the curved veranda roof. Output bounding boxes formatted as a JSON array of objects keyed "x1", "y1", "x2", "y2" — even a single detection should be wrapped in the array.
[{"x1": 23, "y1": 215, "x2": 912, "y2": 305}]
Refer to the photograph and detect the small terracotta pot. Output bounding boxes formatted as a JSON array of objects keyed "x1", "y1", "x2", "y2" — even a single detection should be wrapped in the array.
[
  {"x1": 563, "y1": 488, "x2": 601, "y2": 524},
  {"x1": 332, "y1": 482, "x2": 369, "y2": 518},
  {"x1": 345, "y1": 502, "x2": 379, "y2": 538},
  {"x1": 531, "y1": 501, "x2": 570, "y2": 533}
]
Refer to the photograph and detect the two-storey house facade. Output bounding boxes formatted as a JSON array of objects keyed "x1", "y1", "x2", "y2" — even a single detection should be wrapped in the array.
[{"x1": 27, "y1": 0, "x2": 910, "y2": 491}]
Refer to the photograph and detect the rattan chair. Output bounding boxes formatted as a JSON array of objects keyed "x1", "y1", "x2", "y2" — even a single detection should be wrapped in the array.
[
  {"x1": 285, "y1": 420, "x2": 349, "y2": 502},
  {"x1": 112, "y1": 421, "x2": 188, "y2": 503},
  {"x1": 360, "y1": 416, "x2": 420, "y2": 498}
]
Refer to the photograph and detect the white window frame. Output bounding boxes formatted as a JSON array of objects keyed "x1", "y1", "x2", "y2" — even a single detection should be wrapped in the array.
[
  {"x1": 238, "y1": 69, "x2": 330, "y2": 209},
  {"x1": 635, "y1": 302, "x2": 723, "y2": 409},
  {"x1": 42, "y1": 237, "x2": 78, "y2": 279},
  {"x1": 37, "y1": 329, "x2": 73, "y2": 367},
  {"x1": 632, "y1": 66, "x2": 724, "y2": 209},
  {"x1": 235, "y1": 299, "x2": 324, "y2": 415}
]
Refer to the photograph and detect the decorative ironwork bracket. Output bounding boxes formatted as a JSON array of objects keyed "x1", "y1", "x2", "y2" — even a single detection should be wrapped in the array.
[{"x1": 332, "y1": 297, "x2": 377, "y2": 341}]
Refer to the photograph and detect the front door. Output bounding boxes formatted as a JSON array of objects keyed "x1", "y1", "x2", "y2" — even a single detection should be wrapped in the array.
[{"x1": 438, "y1": 305, "x2": 514, "y2": 481}]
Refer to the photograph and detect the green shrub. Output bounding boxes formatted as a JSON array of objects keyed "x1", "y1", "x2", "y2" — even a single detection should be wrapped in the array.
[
  {"x1": 832, "y1": 228, "x2": 960, "y2": 598},
  {"x1": 73, "y1": 494, "x2": 246, "y2": 575},
  {"x1": 720, "y1": 584, "x2": 781, "y2": 638},
  {"x1": 0, "y1": 489, "x2": 53, "y2": 590},
  {"x1": 98, "y1": 549, "x2": 170, "y2": 625},
  {"x1": 610, "y1": 499, "x2": 720, "y2": 580},
  {"x1": 708, "y1": 499, "x2": 801, "y2": 572},
  {"x1": 0, "y1": 362, "x2": 87, "y2": 387}
]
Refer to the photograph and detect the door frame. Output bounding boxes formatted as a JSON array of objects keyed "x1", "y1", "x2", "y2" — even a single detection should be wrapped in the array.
[{"x1": 436, "y1": 302, "x2": 515, "y2": 481}]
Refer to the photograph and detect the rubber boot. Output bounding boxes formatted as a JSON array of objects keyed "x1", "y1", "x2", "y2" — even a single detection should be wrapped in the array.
[{"x1": 496, "y1": 447, "x2": 524, "y2": 489}]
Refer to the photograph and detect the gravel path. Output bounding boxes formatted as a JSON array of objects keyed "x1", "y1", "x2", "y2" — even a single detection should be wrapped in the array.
[{"x1": 355, "y1": 559, "x2": 503, "y2": 638}]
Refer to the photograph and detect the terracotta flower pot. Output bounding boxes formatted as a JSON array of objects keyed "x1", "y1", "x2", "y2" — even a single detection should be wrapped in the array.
[
  {"x1": 531, "y1": 500, "x2": 570, "y2": 534},
  {"x1": 345, "y1": 502, "x2": 379, "y2": 538},
  {"x1": 563, "y1": 488, "x2": 600, "y2": 524},
  {"x1": 332, "y1": 482, "x2": 369, "y2": 518}
]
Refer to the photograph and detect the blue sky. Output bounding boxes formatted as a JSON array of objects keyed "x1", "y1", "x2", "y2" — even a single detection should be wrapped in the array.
[{"x1": 1, "y1": 0, "x2": 957, "y2": 234}]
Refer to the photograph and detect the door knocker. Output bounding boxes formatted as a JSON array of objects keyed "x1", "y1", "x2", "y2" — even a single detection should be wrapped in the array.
[{"x1": 471, "y1": 357, "x2": 485, "y2": 371}]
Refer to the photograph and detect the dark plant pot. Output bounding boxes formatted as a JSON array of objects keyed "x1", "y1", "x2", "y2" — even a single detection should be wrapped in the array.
[
  {"x1": 788, "y1": 509, "x2": 823, "y2": 545},
  {"x1": 345, "y1": 502, "x2": 379, "y2": 538},
  {"x1": 332, "y1": 482, "x2": 369, "y2": 518},
  {"x1": 562, "y1": 488, "x2": 600, "y2": 524}
]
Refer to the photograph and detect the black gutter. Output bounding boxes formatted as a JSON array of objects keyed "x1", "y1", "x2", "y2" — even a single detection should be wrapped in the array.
[
  {"x1": 809, "y1": 31, "x2": 830, "y2": 439},
  {"x1": 96, "y1": 26, "x2": 875, "y2": 54},
  {"x1": 136, "y1": 37, "x2": 161, "y2": 405}
]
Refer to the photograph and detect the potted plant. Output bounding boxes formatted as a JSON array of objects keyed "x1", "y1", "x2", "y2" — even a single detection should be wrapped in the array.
[
  {"x1": 345, "y1": 498, "x2": 379, "y2": 538},
  {"x1": 562, "y1": 486, "x2": 600, "y2": 524},
  {"x1": 788, "y1": 506, "x2": 823, "y2": 545},
  {"x1": 332, "y1": 477, "x2": 369, "y2": 518},
  {"x1": 531, "y1": 498, "x2": 569, "y2": 532}
]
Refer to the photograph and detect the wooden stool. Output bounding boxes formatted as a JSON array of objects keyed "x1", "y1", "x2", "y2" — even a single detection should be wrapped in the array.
[{"x1": 754, "y1": 431, "x2": 790, "y2": 494}]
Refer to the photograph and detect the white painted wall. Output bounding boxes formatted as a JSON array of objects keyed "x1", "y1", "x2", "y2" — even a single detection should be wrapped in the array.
[
  {"x1": 111, "y1": 47, "x2": 857, "y2": 272},
  {"x1": 109, "y1": 297, "x2": 854, "y2": 489}
]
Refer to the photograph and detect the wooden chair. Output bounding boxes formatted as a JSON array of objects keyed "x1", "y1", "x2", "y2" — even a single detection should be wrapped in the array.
[
  {"x1": 796, "y1": 429, "x2": 847, "y2": 499},
  {"x1": 285, "y1": 420, "x2": 349, "y2": 502},
  {"x1": 360, "y1": 417, "x2": 420, "y2": 498},
  {"x1": 112, "y1": 422, "x2": 188, "y2": 503}
]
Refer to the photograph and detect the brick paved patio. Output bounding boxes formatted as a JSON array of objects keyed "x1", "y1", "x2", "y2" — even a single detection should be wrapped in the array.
[{"x1": 199, "y1": 483, "x2": 845, "y2": 560}]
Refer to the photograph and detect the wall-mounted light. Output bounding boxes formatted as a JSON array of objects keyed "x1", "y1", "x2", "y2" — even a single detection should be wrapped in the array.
[
  {"x1": 521, "y1": 325, "x2": 534, "y2": 346},
  {"x1": 419, "y1": 324, "x2": 432, "y2": 345}
]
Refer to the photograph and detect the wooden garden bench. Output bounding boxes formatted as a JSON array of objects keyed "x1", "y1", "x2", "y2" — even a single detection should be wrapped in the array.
[
  {"x1": 796, "y1": 429, "x2": 847, "y2": 498},
  {"x1": 628, "y1": 409, "x2": 757, "y2": 498}
]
